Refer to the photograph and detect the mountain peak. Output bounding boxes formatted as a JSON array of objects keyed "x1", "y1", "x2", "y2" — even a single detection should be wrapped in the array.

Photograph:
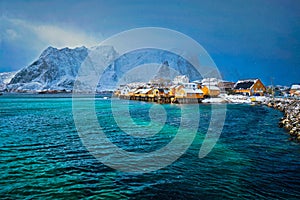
[
  {"x1": 40, "y1": 46, "x2": 88, "y2": 58},
  {"x1": 151, "y1": 61, "x2": 180, "y2": 84},
  {"x1": 40, "y1": 46, "x2": 58, "y2": 58}
]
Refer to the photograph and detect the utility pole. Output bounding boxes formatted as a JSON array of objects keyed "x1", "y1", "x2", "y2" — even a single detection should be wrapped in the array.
[
  {"x1": 270, "y1": 77, "x2": 274, "y2": 99},
  {"x1": 209, "y1": 77, "x2": 211, "y2": 98}
]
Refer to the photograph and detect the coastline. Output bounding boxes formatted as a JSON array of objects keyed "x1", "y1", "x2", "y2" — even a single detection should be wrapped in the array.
[
  {"x1": 264, "y1": 98, "x2": 300, "y2": 142},
  {"x1": 204, "y1": 95, "x2": 300, "y2": 142}
]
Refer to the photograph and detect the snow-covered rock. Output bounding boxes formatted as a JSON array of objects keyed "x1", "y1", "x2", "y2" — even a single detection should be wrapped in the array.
[{"x1": 202, "y1": 94, "x2": 260, "y2": 104}]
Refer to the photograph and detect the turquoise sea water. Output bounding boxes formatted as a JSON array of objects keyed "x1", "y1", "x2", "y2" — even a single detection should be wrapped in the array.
[{"x1": 1, "y1": 94, "x2": 300, "y2": 199}]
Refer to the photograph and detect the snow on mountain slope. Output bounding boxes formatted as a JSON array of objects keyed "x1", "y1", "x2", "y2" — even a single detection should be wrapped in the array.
[
  {"x1": 98, "y1": 48, "x2": 202, "y2": 90},
  {"x1": 0, "y1": 71, "x2": 17, "y2": 91},
  {"x1": 8, "y1": 46, "x2": 88, "y2": 92},
  {"x1": 6, "y1": 46, "x2": 202, "y2": 92}
]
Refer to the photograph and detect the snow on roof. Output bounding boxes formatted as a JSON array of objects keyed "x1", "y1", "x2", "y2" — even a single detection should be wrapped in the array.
[
  {"x1": 205, "y1": 85, "x2": 221, "y2": 91},
  {"x1": 184, "y1": 88, "x2": 203, "y2": 94},
  {"x1": 236, "y1": 78, "x2": 258, "y2": 82},
  {"x1": 291, "y1": 84, "x2": 300, "y2": 90},
  {"x1": 192, "y1": 80, "x2": 202, "y2": 84},
  {"x1": 201, "y1": 78, "x2": 221, "y2": 86},
  {"x1": 129, "y1": 88, "x2": 138, "y2": 93},
  {"x1": 175, "y1": 85, "x2": 183, "y2": 89},
  {"x1": 134, "y1": 89, "x2": 142, "y2": 94},
  {"x1": 135, "y1": 88, "x2": 152, "y2": 94},
  {"x1": 141, "y1": 88, "x2": 152, "y2": 94},
  {"x1": 234, "y1": 79, "x2": 258, "y2": 89}
]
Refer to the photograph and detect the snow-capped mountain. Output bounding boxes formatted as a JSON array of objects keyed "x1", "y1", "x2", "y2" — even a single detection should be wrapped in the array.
[
  {"x1": 0, "y1": 71, "x2": 17, "y2": 91},
  {"x1": 8, "y1": 46, "x2": 89, "y2": 92},
  {"x1": 97, "y1": 48, "x2": 202, "y2": 90},
  {"x1": 6, "y1": 46, "x2": 202, "y2": 92}
]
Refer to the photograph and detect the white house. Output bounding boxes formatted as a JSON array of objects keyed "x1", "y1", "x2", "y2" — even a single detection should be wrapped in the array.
[{"x1": 120, "y1": 85, "x2": 131, "y2": 95}]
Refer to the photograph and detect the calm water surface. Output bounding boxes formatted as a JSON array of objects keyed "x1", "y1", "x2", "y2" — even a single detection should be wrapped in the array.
[{"x1": 0, "y1": 94, "x2": 300, "y2": 199}]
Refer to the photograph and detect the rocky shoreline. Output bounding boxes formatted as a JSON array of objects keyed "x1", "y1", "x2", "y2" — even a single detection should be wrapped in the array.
[{"x1": 262, "y1": 98, "x2": 300, "y2": 142}]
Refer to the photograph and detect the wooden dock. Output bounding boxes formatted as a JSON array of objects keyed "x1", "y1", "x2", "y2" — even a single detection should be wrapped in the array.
[{"x1": 118, "y1": 94, "x2": 202, "y2": 104}]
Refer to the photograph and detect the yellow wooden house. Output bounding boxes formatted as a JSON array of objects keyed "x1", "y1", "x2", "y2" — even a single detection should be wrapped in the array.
[
  {"x1": 134, "y1": 88, "x2": 153, "y2": 97},
  {"x1": 153, "y1": 88, "x2": 169, "y2": 97},
  {"x1": 234, "y1": 79, "x2": 266, "y2": 96},
  {"x1": 174, "y1": 84, "x2": 204, "y2": 99},
  {"x1": 201, "y1": 85, "x2": 221, "y2": 97},
  {"x1": 290, "y1": 84, "x2": 300, "y2": 96}
]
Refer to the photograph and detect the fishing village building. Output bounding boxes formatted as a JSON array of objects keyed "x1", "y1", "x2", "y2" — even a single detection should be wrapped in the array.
[
  {"x1": 114, "y1": 77, "x2": 270, "y2": 104},
  {"x1": 217, "y1": 81, "x2": 235, "y2": 92},
  {"x1": 201, "y1": 85, "x2": 221, "y2": 97},
  {"x1": 115, "y1": 76, "x2": 217, "y2": 104},
  {"x1": 233, "y1": 79, "x2": 266, "y2": 96},
  {"x1": 290, "y1": 84, "x2": 300, "y2": 96},
  {"x1": 172, "y1": 83, "x2": 204, "y2": 103}
]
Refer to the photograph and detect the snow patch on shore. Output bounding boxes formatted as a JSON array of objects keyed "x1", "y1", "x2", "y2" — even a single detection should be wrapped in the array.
[{"x1": 202, "y1": 95, "x2": 270, "y2": 104}]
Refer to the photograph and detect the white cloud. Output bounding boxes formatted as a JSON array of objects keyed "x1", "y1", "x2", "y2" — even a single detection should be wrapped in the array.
[
  {"x1": 5, "y1": 29, "x2": 19, "y2": 41},
  {"x1": 0, "y1": 17, "x2": 101, "y2": 49},
  {"x1": 33, "y1": 25, "x2": 99, "y2": 48}
]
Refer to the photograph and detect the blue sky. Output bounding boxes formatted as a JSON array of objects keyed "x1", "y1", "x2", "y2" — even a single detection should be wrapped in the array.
[{"x1": 0, "y1": 0, "x2": 299, "y2": 85}]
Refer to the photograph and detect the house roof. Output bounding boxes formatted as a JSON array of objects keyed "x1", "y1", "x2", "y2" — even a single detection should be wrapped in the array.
[
  {"x1": 237, "y1": 78, "x2": 259, "y2": 82},
  {"x1": 234, "y1": 79, "x2": 258, "y2": 90},
  {"x1": 175, "y1": 85, "x2": 183, "y2": 89},
  {"x1": 134, "y1": 88, "x2": 152, "y2": 94},
  {"x1": 291, "y1": 84, "x2": 300, "y2": 90},
  {"x1": 218, "y1": 81, "x2": 235, "y2": 89},
  {"x1": 155, "y1": 88, "x2": 169, "y2": 94},
  {"x1": 204, "y1": 85, "x2": 221, "y2": 91},
  {"x1": 192, "y1": 80, "x2": 202, "y2": 84},
  {"x1": 129, "y1": 88, "x2": 138, "y2": 93},
  {"x1": 184, "y1": 88, "x2": 203, "y2": 94}
]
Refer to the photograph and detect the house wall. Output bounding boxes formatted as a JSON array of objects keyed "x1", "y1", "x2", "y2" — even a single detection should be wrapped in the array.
[
  {"x1": 153, "y1": 89, "x2": 168, "y2": 97},
  {"x1": 175, "y1": 87, "x2": 185, "y2": 98},
  {"x1": 175, "y1": 87, "x2": 204, "y2": 99},
  {"x1": 234, "y1": 89, "x2": 251, "y2": 95},
  {"x1": 169, "y1": 88, "x2": 176, "y2": 96},
  {"x1": 290, "y1": 89, "x2": 300, "y2": 96},
  {"x1": 186, "y1": 93, "x2": 203, "y2": 99},
  {"x1": 202, "y1": 86, "x2": 209, "y2": 96},
  {"x1": 202, "y1": 86, "x2": 220, "y2": 97},
  {"x1": 210, "y1": 90, "x2": 220, "y2": 97},
  {"x1": 218, "y1": 82, "x2": 235, "y2": 91},
  {"x1": 251, "y1": 79, "x2": 266, "y2": 96}
]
